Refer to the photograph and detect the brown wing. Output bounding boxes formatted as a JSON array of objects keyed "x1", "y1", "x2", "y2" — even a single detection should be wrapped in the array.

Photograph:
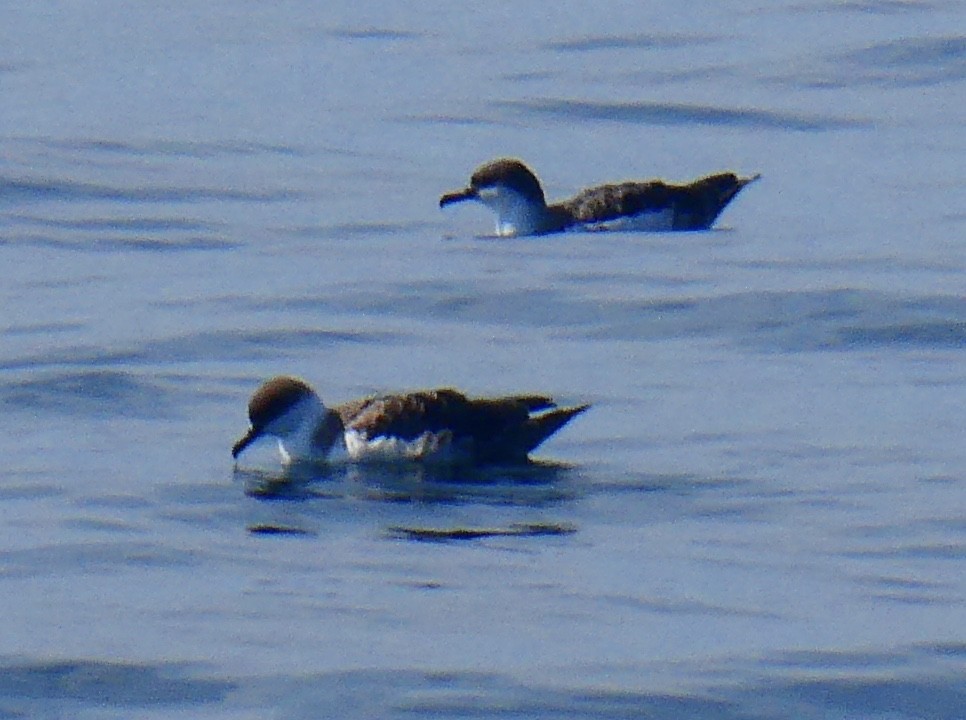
[
  {"x1": 335, "y1": 388, "x2": 587, "y2": 462},
  {"x1": 561, "y1": 172, "x2": 759, "y2": 230},
  {"x1": 342, "y1": 389, "x2": 549, "y2": 440},
  {"x1": 563, "y1": 180, "x2": 677, "y2": 223},
  {"x1": 332, "y1": 396, "x2": 379, "y2": 425}
]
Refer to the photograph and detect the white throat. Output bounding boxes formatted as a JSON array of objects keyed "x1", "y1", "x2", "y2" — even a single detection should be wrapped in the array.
[
  {"x1": 477, "y1": 186, "x2": 547, "y2": 237},
  {"x1": 272, "y1": 397, "x2": 331, "y2": 464}
]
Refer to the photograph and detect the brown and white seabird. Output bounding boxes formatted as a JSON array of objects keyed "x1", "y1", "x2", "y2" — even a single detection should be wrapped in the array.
[
  {"x1": 440, "y1": 157, "x2": 760, "y2": 237},
  {"x1": 232, "y1": 375, "x2": 589, "y2": 466}
]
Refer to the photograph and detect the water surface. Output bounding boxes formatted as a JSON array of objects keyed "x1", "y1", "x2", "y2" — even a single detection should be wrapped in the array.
[{"x1": 1, "y1": 1, "x2": 964, "y2": 718}]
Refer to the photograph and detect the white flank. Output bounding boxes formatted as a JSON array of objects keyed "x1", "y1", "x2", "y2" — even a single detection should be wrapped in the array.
[
  {"x1": 586, "y1": 207, "x2": 675, "y2": 232},
  {"x1": 344, "y1": 429, "x2": 457, "y2": 463}
]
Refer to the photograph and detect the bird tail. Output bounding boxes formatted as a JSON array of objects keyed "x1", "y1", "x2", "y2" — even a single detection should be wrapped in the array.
[
  {"x1": 518, "y1": 403, "x2": 591, "y2": 457},
  {"x1": 691, "y1": 172, "x2": 761, "y2": 229},
  {"x1": 736, "y1": 173, "x2": 762, "y2": 189}
]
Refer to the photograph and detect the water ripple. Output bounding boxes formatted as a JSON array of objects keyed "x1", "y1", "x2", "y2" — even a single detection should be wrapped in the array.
[
  {"x1": 0, "y1": 370, "x2": 177, "y2": 419},
  {"x1": 6, "y1": 233, "x2": 237, "y2": 252},
  {"x1": 839, "y1": 322, "x2": 966, "y2": 349},
  {"x1": 787, "y1": 35, "x2": 966, "y2": 88},
  {"x1": 282, "y1": 220, "x2": 438, "y2": 239},
  {"x1": 500, "y1": 98, "x2": 873, "y2": 131},
  {"x1": 325, "y1": 27, "x2": 424, "y2": 41},
  {"x1": 580, "y1": 289, "x2": 966, "y2": 351},
  {"x1": 543, "y1": 33, "x2": 718, "y2": 52},
  {"x1": 0, "y1": 328, "x2": 402, "y2": 373},
  {"x1": 0, "y1": 175, "x2": 297, "y2": 204},
  {"x1": 26, "y1": 136, "x2": 306, "y2": 159},
  {"x1": 842, "y1": 35, "x2": 966, "y2": 86},
  {"x1": 305, "y1": 282, "x2": 966, "y2": 352},
  {"x1": 9, "y1": 214, "x2": 215, "y2": 233},
  {"x1": 193, "y1": 662, "x2": 966, "y2": 720},
  {"x1": 0, "y1": 659, "x2": 232, "y2": 706},
  {"x1": 798, "y1": 0, "x2": 942, "y2": 14},
  {"x1": 0, "y1": 541, "x2": 201, "y2": 578}
]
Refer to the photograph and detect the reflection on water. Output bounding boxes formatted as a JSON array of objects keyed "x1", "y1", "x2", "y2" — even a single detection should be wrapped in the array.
[{"x1": 237, "y1": 459, "x2": 581, "y2": 506}]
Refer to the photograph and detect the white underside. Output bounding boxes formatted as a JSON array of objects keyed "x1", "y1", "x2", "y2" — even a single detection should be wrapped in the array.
[
  {"x1": 273, "y1": 428, "x2": 464, "y2": 466},
  {"x1": 582, "y1": 208, "x2": 675, "y2": 232}
]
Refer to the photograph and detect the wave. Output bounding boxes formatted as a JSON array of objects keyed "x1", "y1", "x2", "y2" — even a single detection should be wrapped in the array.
[
  {"x1": 543, "y1": 33, "x2": 719, "y2": 52},
  {"x1": 299, "y1": 282, "x2": 966, "y2": 352},
  {"x1": 780, "y1": 35, "x2": 966, "y2": 89},
  {"x1": 0, "y1": 327, "x2": 404, "y2": 374},
  {"x1": 15, "y1": 135, "x2": 306, "y2": 159},
  {"x1": 0, "y1": 659, "x2": 231, "y2": 706},
  {"x1": 0, "y1": 369, "x2": 177, "y2": 419},
  {"x1": 499, "y1": 98, "x2": 873, "y2": 131},
  {"x1": 1, "y1": 652, "x2": 959, "y2": 719},
  {"x1": 0, "y1": 175, "x2": 297, "y2": 204}
]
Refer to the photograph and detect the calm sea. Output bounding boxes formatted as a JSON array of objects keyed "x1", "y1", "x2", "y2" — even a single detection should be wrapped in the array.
[{"x1": 1, "y1": 1, "x2": 964, "y2": 718}]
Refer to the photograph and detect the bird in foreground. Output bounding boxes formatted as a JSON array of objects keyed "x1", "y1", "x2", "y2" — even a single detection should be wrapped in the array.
[
  {"x1": 232, "y1": 375, "x2": 589, "y2": 466},
  {"x1": 440, "y1": 157, "x2": 760, "y2": 237}
]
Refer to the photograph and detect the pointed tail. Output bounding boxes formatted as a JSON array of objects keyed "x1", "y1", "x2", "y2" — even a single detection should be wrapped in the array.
[
  {"x1": 712, "y1": 172, "x2": 761, "y2": 205},
  {"x1": 519, "y1": 403, "x2": 591, "y2": 457},
  {"x1": 691, "y1": 172, "x2": 760, "y2": 229}
]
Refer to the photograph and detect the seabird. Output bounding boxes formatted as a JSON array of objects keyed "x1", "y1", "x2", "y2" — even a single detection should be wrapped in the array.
[
  {"x1": 232, "y1": 375, "x2": 589, "y2": 466},
  {"x1": 440, "y1": 157, "x2": 760, "y2": 237}
]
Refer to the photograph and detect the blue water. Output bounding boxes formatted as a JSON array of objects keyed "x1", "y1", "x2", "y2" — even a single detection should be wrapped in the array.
[{"x1": 2, "y1": 1, "x2": 965, "y2": 718}]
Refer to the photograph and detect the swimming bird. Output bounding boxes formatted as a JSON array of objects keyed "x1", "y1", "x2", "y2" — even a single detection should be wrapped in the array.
[
  {"x1": 440, "y1": 157, "x2": 760, "y2": 237},
  {"x1": 232, "y1": 375, "x2": 589, "y2": 466}
]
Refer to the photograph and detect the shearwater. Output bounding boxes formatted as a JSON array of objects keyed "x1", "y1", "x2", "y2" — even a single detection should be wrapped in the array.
[
  {"x1": 440, "y1": 157, "x2": 760, "y2": 237},
  {"x1": 232, "y1": 375, "x2": 589, "y2": 466}
]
